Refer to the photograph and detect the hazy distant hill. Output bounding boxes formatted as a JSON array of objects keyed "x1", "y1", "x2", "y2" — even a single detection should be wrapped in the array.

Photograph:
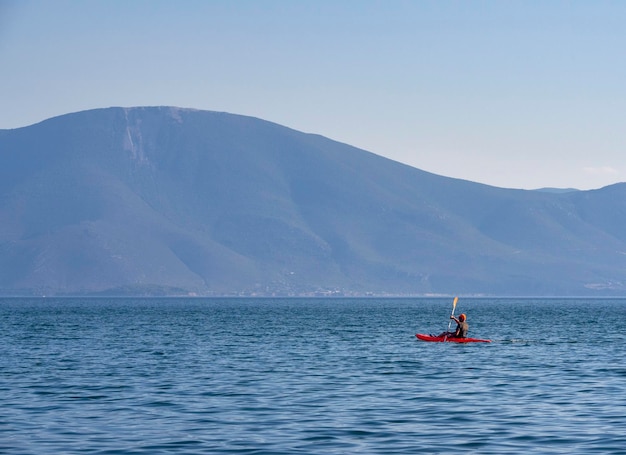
[
  {"x1": 1, "y1": 107, "x2": 625, "y2": 296},
  {"x1": 533, "y1": 187, "x2": 580, "y2": 193}
]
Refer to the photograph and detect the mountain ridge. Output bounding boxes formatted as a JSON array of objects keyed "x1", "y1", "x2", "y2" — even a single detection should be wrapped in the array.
[{"x1": 1, "y1": 107, "x2": 625, "y2": 296}]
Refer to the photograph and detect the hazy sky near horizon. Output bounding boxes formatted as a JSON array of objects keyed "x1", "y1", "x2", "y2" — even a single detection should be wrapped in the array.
[{"x1": 2, "y1": 0, "x2": 625, "y2": 190}]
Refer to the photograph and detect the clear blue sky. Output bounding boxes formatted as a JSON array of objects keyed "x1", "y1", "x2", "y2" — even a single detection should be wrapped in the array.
[{"x1": 2, "y1": 0, "x2": 625, "y2": 190}]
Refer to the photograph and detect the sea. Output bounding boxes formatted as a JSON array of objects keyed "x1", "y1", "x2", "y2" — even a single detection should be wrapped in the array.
[{"x1": 1, "y1": 297, "x2": 625, "y2": 454}]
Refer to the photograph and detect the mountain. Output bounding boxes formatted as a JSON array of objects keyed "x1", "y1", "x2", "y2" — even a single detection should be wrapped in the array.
[
  {"x1": 1, "y1": 106, "x2": 625, "y2": 296},
  {"x1": 533, "y1": 188, "x2": 580, "y2": 193}
]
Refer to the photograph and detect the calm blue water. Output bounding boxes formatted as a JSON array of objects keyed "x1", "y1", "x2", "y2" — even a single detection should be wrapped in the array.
[{"x1": 1, "y1": 297, "x2": 625, "y2": 454}]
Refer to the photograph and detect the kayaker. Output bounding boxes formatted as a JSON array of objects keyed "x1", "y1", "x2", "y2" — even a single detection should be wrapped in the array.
[{"x1": 450, "y1": 313, "x2": 468, "y2": 338}]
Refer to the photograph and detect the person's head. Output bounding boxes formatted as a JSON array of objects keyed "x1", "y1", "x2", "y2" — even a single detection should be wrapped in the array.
[{"x1": 459, "y1": 313, "x2": 466, "y2": 322}]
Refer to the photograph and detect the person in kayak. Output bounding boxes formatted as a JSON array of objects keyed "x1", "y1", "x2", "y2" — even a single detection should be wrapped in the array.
[
  {"x1": 450, "y1": 313, "x2": 469, "y2": 338},
  {"x1": 436, "y1": 313, "x2": 468, "y2": 338}
]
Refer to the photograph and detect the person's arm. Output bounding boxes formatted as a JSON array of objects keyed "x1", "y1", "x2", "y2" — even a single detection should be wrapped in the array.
[{"x1": 450, "y1": 316, "x2": 461, "y2": 336}]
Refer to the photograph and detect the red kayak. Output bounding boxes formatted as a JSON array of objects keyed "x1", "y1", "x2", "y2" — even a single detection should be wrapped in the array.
[{"x1": 416, "y1": 333, "x2": 491, "y2": 343}]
